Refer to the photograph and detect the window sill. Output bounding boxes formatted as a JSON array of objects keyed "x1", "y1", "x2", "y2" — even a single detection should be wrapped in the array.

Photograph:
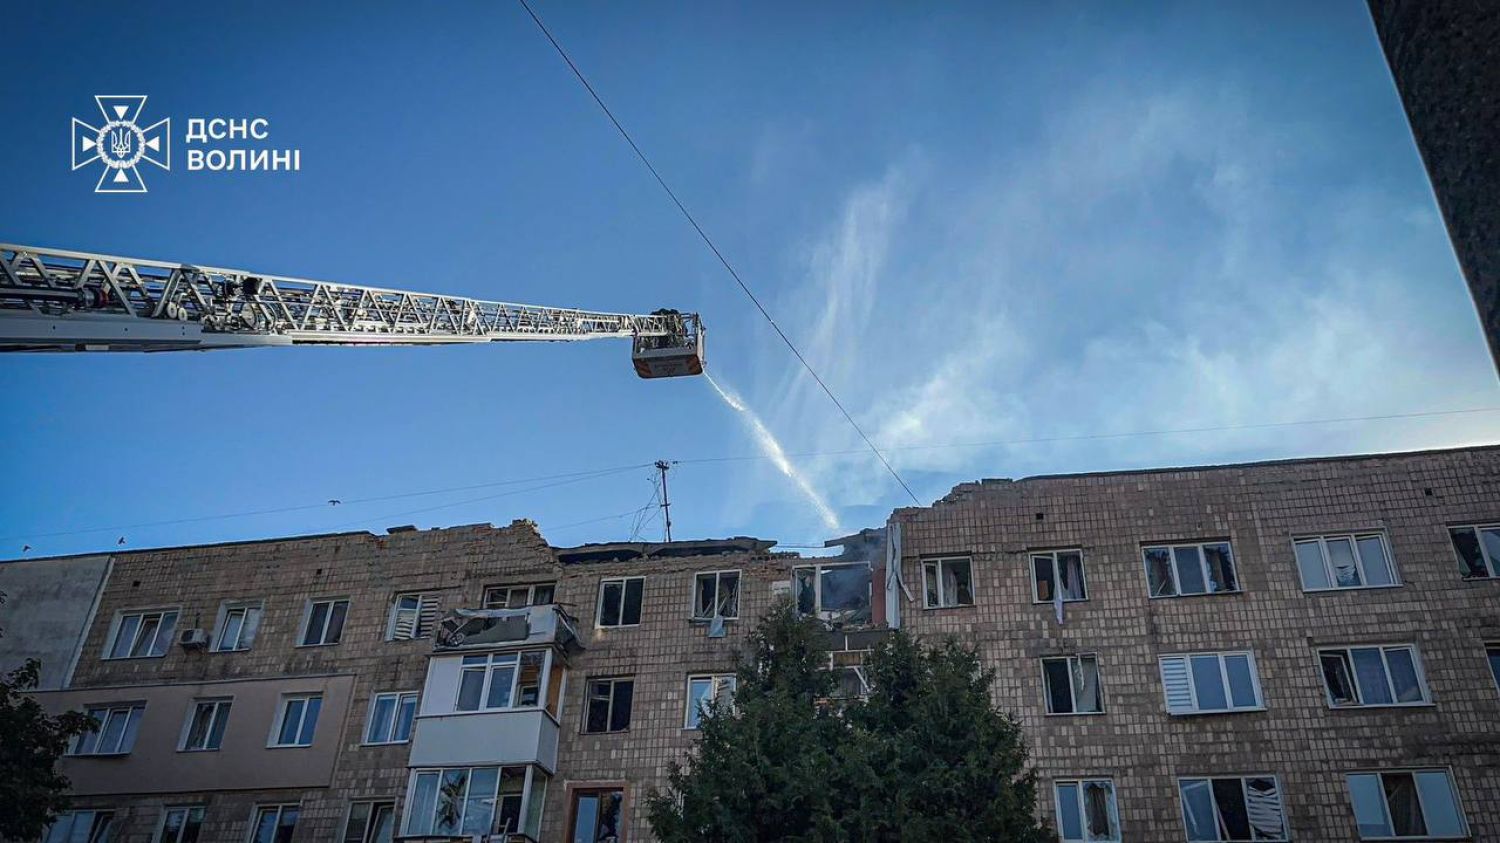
[
  {"x1": 1168, "y1": 707, "x2": 1266, "y2": 716},
  {"x1": 1327, "y1": 701, "x2": 1436, "y2": 711},
  {"x1": 921, "y1": 603, "x2": 976, "y2": 611},
  {"x1": 361, "y1": 739, "x2": 412, "y2": 747},
  {"x1": 688, "y1": 616, "x2": 738, "y2": 625},
  {"x1": 266, "y1": 743, "x2": 314, "y2": 750},
  {"x1": 100, "y1": 654, "x2": 166, "y2": 661},
  {"x1": 176, "y1": 747, "x2": 221, "y2": 754},
  {"x1": 1043, "y1": 711, "x2": 1106, "y2": 717},
  {"x1": 294, "y1": 642, "x2": 342, "y2": 648},
  {"x1": 1146, "y1": 590, "x2": 1243, "y2": 600},
  {"x1": 211, "y1": 647, "x2": 251, "y2": 654},
  {"x1": 1031, "y1": 599, "x2": 1088, "y2": 606},
  {"x1": 68, "y1": 752, "x2": 131, "y2": 758},
  {"x1": 1300, "y1": 583, "x2": 1404, "y2": 594}
]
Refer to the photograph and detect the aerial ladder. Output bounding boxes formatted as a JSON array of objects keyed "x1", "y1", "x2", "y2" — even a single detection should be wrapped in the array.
[{"x1": 0, "y1": 243, "x2": 705, "y2": 378}]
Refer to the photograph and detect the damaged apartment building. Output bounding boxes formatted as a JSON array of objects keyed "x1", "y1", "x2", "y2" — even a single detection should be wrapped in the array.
[{"x1": 2, "y1": 443, "x2": 1498, "y2": 841}]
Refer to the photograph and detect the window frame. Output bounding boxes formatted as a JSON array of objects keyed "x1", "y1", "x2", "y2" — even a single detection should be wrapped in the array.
[
  {"x1": 1447, "y1": 522, "x2": 1500, "y2": 579},
  {"x1": 363, "y1": 691, "x2": 419, "y2": 745},
  {"x1": 453, "y1": 649, "x2": 553, "y2": 714},
  {"x1": 104, "y1": 607, "x2": 180, "y2": 660},
  {"x1": 298, "y1": 597, "x2": 350, "y2": 647},
  {"x1": 596, "y1": 576, "x2": 645, "y2": 628},
  {"x1": 691, "y1": 569, "x2": 742, "y2": 621},
  {"x1": 1316, "y1": 644, "x2": 1432, "y2": 708},
  {"x1": 482, "y1": 581, "x2": 557, "y2": 609},
  {"x1": 583, "y1": 676, "x2": 635, "y2": 734},
  {"x1": 341, "y1": 799, "x2": 396, "y2": 843},
  {"x1": 1053, "y1": 777, "x2": 1121, "y2": 843},
  {"x1": 154, "y1": 805, "x2": 205, "y2": 843},
  {"x1": 1486, "y1": 642, "x2": 1500, "y2": 695},
  {"x1": 1141, "y1": 541, "x2": 1240, "y2": 598},
  {"x1": 44, "y1": 810, "x2": 116, "y2": 843},
  {"x1": 1030, "y1": 549, "x2": 1089, "y2": 604},
  {"x1": 403, "y1": 765, "x2": 544, "y2": 838},
  {"x1": 1292, "y1": 532, "x2": 1400, "y2": 592},
  {"x1": 1040, "y1": 654, "x2": 1105, "y2": 716},
  {"x1": 921, "y1": 555, "x2": 976, "y2": 609},
  {"x1": 1345, "y1": 768, "x2": 1469, "y2": 840},
  {"x1": 684, "y1": 673, "x2": 737, "y2": 729},
  {"x1": 1158, "y1": 650, "x2": 1265, "y2": 715},
  {"x1": 247, "y1": 804, "x2": 300, "y2": 843},
  {"x1": 268, "y1": 693, "x2": 323, "y2": 748},
  {"x1": 1176, "y1": 774, "x2": 1288, "y2": 842},
  {"x1": 792, "y1": 561, "x2": 874, "y2": 620},
  {"x1": 385, "y1": 591, "x2": 439, "y2": 641},
  {"x1": 179, "y1": 697, "x2": 233, "y2": 752},
  {"x1": 71, "y1": 702, "x2": 145, "y2": 756},
  {"x1": 211, "y1": 600, "x2": 264, "y2": 653},
  {"x1": 568, "y1": 787, "x2": 626, "y2": 843}
]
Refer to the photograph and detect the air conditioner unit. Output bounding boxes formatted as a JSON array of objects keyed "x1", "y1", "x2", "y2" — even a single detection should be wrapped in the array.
[{"x1": 179, "y1": 628, "x2": 210, "y2": 650}]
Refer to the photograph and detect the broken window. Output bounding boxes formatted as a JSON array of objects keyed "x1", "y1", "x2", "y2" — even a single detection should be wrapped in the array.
[
  {"x1": 1318, "y1": 645, "x2": 1428, "y2": 707},
  {"x1": 161, "y1": 806, "x2": 206, "y2": 843},
  {"x1": 1347, "y1": 770, "x2": 1467, "y2": 839},
  {"x1": 107, "y1": 609, "x2": 178, "y2": 659},
  {"x1": 71, "y1": 703, "x2": 144, "y2": 755},
  {"x1": 596, "y1": 576, "x2": 644, "y2": 627},
  {"x1": 1042, "y1": 655, "x2": 1103, "y2": 714},
  {"x1": 182, "y1": 698, "x2": 232, "y2": 751},
  {"x1": 584, "y1": 677, "x2": 634, "y2": 733},
  {"x1": 44, "y1": 811, "x2": 116, "y2": 843},
  {"x1": 300, "y1": 598, "x2": 349, "y2": 646},
  {"x1": 570, "y1": 789, "x2": 624, "y2": 843},
  {"x1": 405, "y1": 765, "x2": 541, "y2": 838},
  {"x1": 685, "y1": 673, "x2": 736, "y2": 729},
  {"x1": 214, "y1": 602, "x2": 263, "y2": 652},
  {"x1": 1032, "y1": 551, "x2": 1087, "y2": 603},
  {"x1": 1054, "y1": 778, "x2": 1120, "y2": 842},
  {"x1": 1159, "y1": 652, "x2": 1262, "y2": 715},
  {"x1": 342, "y1": 801, "x2": 395, "y2": 843},
  {"x1": 1179, "y1": 776, "x2": 1287, "y2": 841},
  {"x1": 692, "y1": 570, "x2": 740, "y2": 620},
  {"x1": 1448, "y1": 524, "x2": 1500, "y2": 579},
  {"x1": 387, "y1": 592, "x2": 440, "y2": 641},
  {"x1": 482, "y1": 582, "x2": 557, "y2": 609},
  {"x1": 791, "y1": 562, "x2": 872, "y2": 624},
  {"x1": 1143, "y1": 542, "x2": 1238, "y2": 597},
  {"x1": 922, "y1": 556, "x2": 975, "y2": 608},
  {"x1": 1293, "y1": 533, "x2": 1396, "y2": 591}
]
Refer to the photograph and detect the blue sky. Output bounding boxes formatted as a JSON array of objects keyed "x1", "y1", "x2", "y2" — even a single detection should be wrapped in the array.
[{"x1": 2, "y1": 1, "x2": 1496, "y2": 560}]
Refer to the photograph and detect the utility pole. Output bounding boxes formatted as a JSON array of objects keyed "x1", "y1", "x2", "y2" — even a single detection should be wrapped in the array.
[{"x1": 655, "y1": 460, "x2": 673, "y2": 542}]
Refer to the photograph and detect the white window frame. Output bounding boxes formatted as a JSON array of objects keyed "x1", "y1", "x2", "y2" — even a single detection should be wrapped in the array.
[
  {"x1": 1317, "y1": 644, "x2": 1431, "y2": 708},
  {"x1": 1293, "y1": 532, "x2": 1399, "y2": 591},
  {"x1": 342, "y1": 799, "x2": 396, "y2": 843},
  {"x1": 298, "y1": 597, "x2": 350, "y2": 647},
  {"x1": 684, "y1": 673, "x2": 737, "y2": 729},
  {"x1": 921, "y1": 556, "x2": 976, "y2": 609},
  {"x1": 1142, "y1": 541, "x2": 1240, "y2": 598},
  {"x1": 268, "y1": 694, "x2": 322, "y2": 748},
  {"x1": 1448, "y1": 523, "x2": 1500, "y2": 578},
  {"x1": 596, "y1": 576, "x2": 645, "y2": 628},
  {"x1": 247, "y1": 804, "x2": 300, "y2": 843},
  {"x1": 104, "y1": 608, "x2": 180, "y2": 659},
  {"x1": 179, "y1": 697, "x2": 233, "y2": 751},
  {"x1": 386, "y1": 591, "x2": 439, "y2": 641},
  {"x1": 402, "y1": 765, "x2": 546, "y2": 838},
  {"x1": 1176, "y1": 775, "x2": 1288, "y2": 842},
  {"x1": 44, "y1": 810, "x2": 116, "y2": 843},
  {"x1": 212, "y1": 601, "x2": 264, "y2": 652},
  {"x1": 71, "y1": 703, "x2": 145, "y2": 755},
  {"x1": 454, "y1": 650, "x2": 552, "y2": 713},
  {"x1": 1158, "y1": 651, "x2": 1264, "y2": 715},
  {"x1": 1030, "y1": 550, "x2": 1088, "y2": 604},
  {"x1": 363, "y1": 691, "x2": 419, "y2": 745},
  {"x1": 1345, "y1": 768, "x2": 1469, "y2": 840},
  {"x1": 691, "y1": 569, "x2": 741, "y2": 620},
  {"x1": 583, "y1": 676, "x2": 635, "y2": 734},
  {"x1": 482, "y1": 582, "x2": 557, "y2": 609},
  {"x1": 1487, "y1": 642, "x2": 1500, "y2": 695},
  {"x1": 1041, "y1": 655, "x2": 1105, "y2": 715},
  {"x1": 154, "y1": 805, "x2": 205, "y2": 843},
  {"x1": 792, "y1": 561, "x2": 874, "y2": 619},
  {"x1": 1053, "y1": 778, "x2": 1121, "y2": 843}
]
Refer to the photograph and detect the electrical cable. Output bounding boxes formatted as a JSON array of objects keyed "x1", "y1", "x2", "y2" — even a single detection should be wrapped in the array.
[{"x1": 515, "y1": 0, "x2": 921, "y2": 506}]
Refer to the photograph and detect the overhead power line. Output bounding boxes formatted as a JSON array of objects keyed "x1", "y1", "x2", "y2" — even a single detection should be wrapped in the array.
[{"x1": 514, "y1": 0, "x2": 920, "y2": 506}]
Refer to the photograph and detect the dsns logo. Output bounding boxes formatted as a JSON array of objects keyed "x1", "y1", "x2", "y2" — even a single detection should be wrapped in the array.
[{"x1": 71, "y1": 96, "x2": 170, "y2": 193}]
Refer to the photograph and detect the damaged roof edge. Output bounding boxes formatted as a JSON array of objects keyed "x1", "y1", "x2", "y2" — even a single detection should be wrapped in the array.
[{"x1": 552, "y1": 537, "x2": 778, "y2": 564}]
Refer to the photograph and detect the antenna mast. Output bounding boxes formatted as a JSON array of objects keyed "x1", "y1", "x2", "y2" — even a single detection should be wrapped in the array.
[{"x1": 655, "y1": 460, "x2": 673, "y2": 542}]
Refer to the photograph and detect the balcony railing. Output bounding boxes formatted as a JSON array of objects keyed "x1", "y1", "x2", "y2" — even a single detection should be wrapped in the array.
[{"x1": 433, "y1": 605, "x2": 581, "y2": 653}]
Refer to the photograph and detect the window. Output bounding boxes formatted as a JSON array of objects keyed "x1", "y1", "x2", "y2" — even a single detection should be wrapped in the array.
[
  {"x1": 44, "y1": 810, "x2": 115, "y2": 843},
  {"x1": 570, "y1": 789, "x2": 624, "y2": 843},
  {"x1": 1042, "y1": 656, "x2": 1104, "y2": 714},
  {"x1": 71, "y1": 704, "x2": 144, "y2": 755},
  {"x1": 597, "y1": 577, "x2": 644, "y2": 627},
  {"x1": 1487, "y1": 643, "x2": 1500, "y2": 693},
  {"x1": 483, "y1": 582, "x2": 557, "y2": 608},
  {"x1": 793, "y1": 562, "x2": 872, "y2": 623},
  {"x1": 1346, "y1": 769, "x2": 1467, "y2": 839},
  {"x1": 692, "y1": 570, "x2": 740, "y2": 620},
  {"x1": 922, "y1": 556, "x2": 975, "y2": 608},
  {"x1": 1293, "y1": 533, "x2": 1397, "y2": 590},
  {"x1": 405, "y1": 766, "x2": 539, "y2": 838},
  {"x1": 249, "y1": 805, "x2": 299, "y2": 843},
  {"x1": 343, "y1": 801, "x2": 395, "y2": 843},
  {"x1": 1159, "y1": 652, "x2": 1263, "y2": 714},
  {"x1": 1055, "y1": 779, "x2": 1120, "y2": 842},
  {"x1": 1144, "y1": 542, "x2": 1238, "y2": 597},
  {"x1": 270, "y1": 694, "x2": 321, "y2": 747},
  {"x1": 180, "y1": 698, "x2": 232, "y2": 751},
  {"x1": 584, "y1": 677, "x2": 634, "y2": 733},
  {"x1": 1032, "y1": 550, "x2": 1087, "y2": 603},
  {"x1": 1318, "y1": 645, "x2": 1429, "y2": 707},
  {"x1": 1448, "y1": 523, "x2": 1500, "y2": 579},
  {"x1": 1179, "y1": 776, "x2": 1287, "y2": 841},
  {"x1": 106, "y1": 609, "x2": 178, "y2": 659},
  {"x1": 156, "y1": 806, "x2": 204, "y2": 843},
  {"x1": 213, "y1": 602, "x2": 263, "y2": 652},
  {"x1": 685, "y1": 674, "x2": 736, "y2": 729},
  {"x1": 364, "y1": 691, "x2": 418, "y2": 744},
  {"x1": 824, "y1": 650, "x2": 872, "y2": 701},
  {"x1": 386, "y1": 592, "x2": 440, "y2": 641},
  {"x1": 300, "y1": 598, "x2": 348, "y2": 646},
  {"x1": 456, "y1": 650, "x2": 548, "y2": 712}
]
